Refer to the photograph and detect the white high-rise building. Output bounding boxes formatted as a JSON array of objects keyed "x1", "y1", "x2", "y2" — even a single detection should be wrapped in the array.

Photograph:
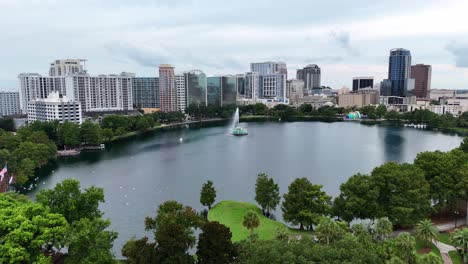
[
  {"x1": 0, "y1": 91, "x2": 21, "y2": 116},
  {"x1": 19, "y1": 72, "x2": 134, "y2": 113},
  {"x1": 250, "y1": 61, "x2": 287, "y2": 100},
  {"x1": 27, "y1": 91, "x2": 82, "y2": 124},
  {"x1": 49, "y1": 59, "x2": 86, "y2": 76},
  {"x1": 175, "y1": 74, "x2": 186, "y2": 112}
]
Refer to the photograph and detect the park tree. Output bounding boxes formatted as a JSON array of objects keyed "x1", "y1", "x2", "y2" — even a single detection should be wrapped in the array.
[
  {"x1": 242, "y1": 211, "x2": 260, "y2": 239},
  {"x1": 461, "y1": 137, "x2": 468, "y2": 153},
  {"x1": 371, "y1": 162, "x2": 430, "y2": 227},
  {"x1": 393, "y1": 232, "x2": 417, "y2": 264},
  {"x1": 385, "y1": 110, "x2": 401, "y2": 121},
  {"x1": 122, "y1": 237, "x2": 158, "y2": 264},
  {"x1": 196, "y1": 221, "x2": 237, "y2": 264},
  {"x1": 102, "y1": 128, "x2": 114, "y2": 142},
  {"x1": 374, "y1": 217, "x2": 393, "y2": 242},
  {"x1": 415, "y1": 219, "x2": 438, "y2": 248},
  {"x1": 57, "y1": 122, "x2": 80, "y2": 148},
  {"x1": 200, "y1": 180, "x2": 216, "y2": 210},
  {"x1": 282, "y1": 178, "x2": 332, "y2": 230},
  {"x1": 36, "y1": 178, "x2": 105, "y2": 223},
  {"x1": 0, "y1": 118, "x2": 15, "y2": 131},
  {"x1": 451, "y1": 228, "x2": 468, "y2": 264},
  {"x1": 314, "y1": 216, "x2": 345, "y2": 245},
  {"x1": 333, "y1": 173, "x2": 379, "y2": 222},
  {"x1": 0, "y1": 193, "x2": 69, "y2": 263},
  {"x1": 80, "y1": 120, "x2": 103, "y2": 145},
  {"x1": 416, "y1": 253, "x2": 443, "y2": 264},
  {"x1": 65, "y1": 218, "x2": 118, "y2": 264},
  {"x1": 254, "y1": 173, "x2": 280, "y2": 216},
  {"x1": 376, "y1": 104, "x2": 387, "y2": 118}
]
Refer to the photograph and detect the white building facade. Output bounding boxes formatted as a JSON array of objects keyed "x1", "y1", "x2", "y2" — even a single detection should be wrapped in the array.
[
  {"x1": 49, "y1": 59, "x2": 86, "y2": 76},
  {"x1": 27, "y1": 92, "x2": 82, "y2": 124},
  {"x1": 0, "y1": 92, "x2": 21, "y2": 116},
  {"x1": 175, "y1": 74, "x2": 186, "y2": 112}
]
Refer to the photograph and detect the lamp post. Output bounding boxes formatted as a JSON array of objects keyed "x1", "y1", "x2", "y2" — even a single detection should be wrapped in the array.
[{"x1": 454, "y1": 211, "x2": 460, "y2": 228}]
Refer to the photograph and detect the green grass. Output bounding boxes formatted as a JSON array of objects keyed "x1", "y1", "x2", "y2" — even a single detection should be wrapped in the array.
[
  {"x1": 449, "y1": 251, "x2": 463, "y2": 264},
  {"x1": 208, "y1": 200, "x2": 310, "y2": 242},
  {"x1": 438, "y1": 232, "x2": 453, "y2": 246},
  {"x1": 415, "y1": 239, "x2": 441, "y2": 257}
]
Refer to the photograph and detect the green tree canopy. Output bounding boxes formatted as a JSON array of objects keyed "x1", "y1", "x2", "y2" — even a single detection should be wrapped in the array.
[
  {"x1": 451, "y1": 228, "x2": 468, "y2": 264},
  {"x1": 282, "y1": 177, "x2": 331, "y2": 230},
  {"x1": 57, "y1": 122, "x2": 80, "y2": 148},
  {"x1": 200, "y1": 180, "x2": 216, "y2": 210},
  {"x1": 242, "y1": 211, "x2": 260, "y2": 239},
  {"x1": 36, "y1": 178, "x2": 105, "y2": 223},
  {"x1": 415, "y1": 219, "x2": 438, "y2": 248},
  {"x1": 196, "y1": 221, "x2": 237, "y2": 264},
  {"x1": 80, "y1": 120, "x2": 103, "y2": 145},
  {"x1": 254, "y1": 173, "x2": 280, "y2": 216}
]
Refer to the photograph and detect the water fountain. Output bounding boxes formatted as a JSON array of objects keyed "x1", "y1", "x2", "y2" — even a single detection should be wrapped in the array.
[{"x1": 231, "y1": 108, "x2": 248, "y2": 136}]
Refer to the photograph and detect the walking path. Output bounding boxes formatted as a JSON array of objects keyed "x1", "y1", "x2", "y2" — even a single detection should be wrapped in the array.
[{"x1": 433, "y1": 240, "x2": 456, "y2": 264}]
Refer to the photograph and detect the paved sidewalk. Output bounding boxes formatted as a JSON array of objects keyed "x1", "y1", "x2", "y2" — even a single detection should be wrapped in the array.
[{"x1": 433, "y1": 240, "x2": 456, "y2": 264}]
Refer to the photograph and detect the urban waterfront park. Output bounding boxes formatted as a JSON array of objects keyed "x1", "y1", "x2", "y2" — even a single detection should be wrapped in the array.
[{"x1": 26, "y1": 121, "x2": 464, "y2": 255}]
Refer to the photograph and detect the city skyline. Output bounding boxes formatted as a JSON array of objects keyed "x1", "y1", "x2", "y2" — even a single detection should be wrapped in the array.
[{"x1": 1, "y1": 0, "x2": 468, "y2": 90}]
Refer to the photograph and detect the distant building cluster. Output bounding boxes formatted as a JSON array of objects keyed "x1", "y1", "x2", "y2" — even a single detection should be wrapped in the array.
[{"x1": 0, "y1": 48, "x2": 464, "y2": 124}]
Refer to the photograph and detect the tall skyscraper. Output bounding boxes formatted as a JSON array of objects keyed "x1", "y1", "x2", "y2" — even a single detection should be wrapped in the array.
[
  {"x1": 159, "y1": 64, "x2": 176, "y2": 112},
  {"x1": 410, "y1": 64, "x2": 432, "y2": 98},
  {"x1": 297, "y1": 64, "x2": 321, "y2": 89},
  {"x1": 49, "y1": 59, "x2": 86, "y2": 76},
  {"x1": 133, "y1": 77, "x2": 159, "y2": 109},
  {"x1": 352, "y1": 77, "x2": 374, "y2": 91},
  {"x1": 250, "y1": 61, "x2": 287, "y2": 76},
  {"x1": 385, "y1": 48, "x2": 414, "y2": 97},
  {"x1": 243, "y1": 72, "x2": 260, "y2": 100},
  {"x1": 185, "y1": 70, "x2": 207, "y2": 107},
  {"x1": 207, "y1": 76, "x2": 222, "y2": 106}
]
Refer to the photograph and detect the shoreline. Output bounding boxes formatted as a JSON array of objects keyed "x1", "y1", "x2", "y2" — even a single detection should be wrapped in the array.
[{"x1": 107, "y1": 115, "x2": 468, "y2": 144}]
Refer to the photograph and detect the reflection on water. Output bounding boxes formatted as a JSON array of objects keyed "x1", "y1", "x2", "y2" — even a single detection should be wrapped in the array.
[{"x1": 26, "y1": 122, "x2": 463, "y2": 257}]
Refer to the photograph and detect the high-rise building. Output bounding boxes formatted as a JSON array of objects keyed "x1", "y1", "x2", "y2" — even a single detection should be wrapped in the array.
[
  {"x1": 410, "y1": 64, "x2": 431, "y2": 98},
  {"x1": 49, "y1": 59, "x2": 86, "y2": 76},
  {"x1": 185, "y1": 70, "x2": 207, "y2": 107},
  {"x1": 243, "y1": 72, "x2": 260, "y2": 100},
  {"x1": 0, "y1": 91, "x2": 21, "y2": 116},
  {"x1": 236, "y1": 74, "x2": 245, "y2": 98},
  {"x1": 352, "y1": 77, "x2": 374, "y2": 91},
  {"x1": 18, "y1": 73, "x2": 66, "y2": 113},
  {"x1": 133, "y1": 77, "x2": 159, "y2": 109},
  {"x1": 175, "y1": 74, "x2": 186, "y2": 112},
  {"x1": 297, "y1": 64, "x2": 321, "y2": 89},
  {"x1": 383, "y1": 48, "x2": 414, "y2": 97},
  {"x1": 221, "y1": 75, "x2": 237, "y2": 106},
  {"x1": 207, "y1": 76, "x2": 222, "y2": 106},
  {"x1": 286, "y1": 80, "x2": 304, "y2": 105},
  {"x1": 159, "y1": 64, "x2": 176, "y2": 112},
  {"x1": 27, "y1": 91, "x2": 82, "y2": 124},
  {"x1": 250, "y1": 61, "x2": 287, "y2": 100}
]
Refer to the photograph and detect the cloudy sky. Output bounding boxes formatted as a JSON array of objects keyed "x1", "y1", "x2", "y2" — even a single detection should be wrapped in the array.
[{"x1": 1, "y1": 0, "x2": 468, "y2": 90}]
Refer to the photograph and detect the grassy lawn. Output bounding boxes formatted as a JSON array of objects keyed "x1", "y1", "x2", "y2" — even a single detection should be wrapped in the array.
[
  {"x1": 438, "y1": 232, "x2": 453, "y2": 245},
  {"x1": 449, "y1": 251, "x2": 463, "y2": 264},
  {"x1": 208, "y1": 200, "x2": 311, "y2": 242},
  {"x1": 415, "y1": 239, "x2": 441, "y2": 257}
]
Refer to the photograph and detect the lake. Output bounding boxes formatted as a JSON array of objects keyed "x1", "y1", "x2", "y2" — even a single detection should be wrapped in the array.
[{"x1": 27, "y1": 121, "x2": 464, "y2": 256}]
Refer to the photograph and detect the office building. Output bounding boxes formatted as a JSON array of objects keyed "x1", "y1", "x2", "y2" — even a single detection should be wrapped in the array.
[
  {"x1": 352, "y1": 77, "x2": 374, "y2": 91},
  {"x1": 411, "y1": 64, "x2": 431, "y2": 98},
  {"x1": 159, "y1": 64, "x2": 177, "y2": 112},
  {"x1": 286, "y1": 80, "x2": 304, "y2": 105},
  {"x1": 429, "y1": 105, "x2": 462, "y2": 117},
  {"x1": 243, "y1": 72, "x2": 260, "y2": 101},
  {"x1": 297, "y1": 64, "x2": 321, "y2": 89},
  {"x1": 0, "y1": 91, "x2": 21, "y2": 116},
  {"x1": 133, "y1": 77, "x2": 159, "y2": 109},
  {"x1": 250, "y1": 62, "x2": 287, "y2": 100},
  {"x1": 49, "y1": 59, "x2": 86, "y2": 76},
  {"x1": 185, "y1": 70, "x2": 207, "y2": 107},
  {"x1": 236, "y1": 74, "x2": 245, "y2": 98},
  {"x1": 382, "y1": 48, "x2": 414, "y2": 97},
  {"x1": 338, "y1": 89, "x2": 379, "y2": 108},
  {"x1": 27, "y1": 91, "x2": 82, "y2": 124},
  {"x1": 175, "y1": 74, "x2": 186, "y2": 112},
  {"x1": 207, "y1": 77, "x2": 222, "y2": 106}
]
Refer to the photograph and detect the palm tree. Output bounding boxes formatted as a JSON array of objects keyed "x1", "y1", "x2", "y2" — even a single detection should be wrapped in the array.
[
  {"x1": 451, "y1": 228, "x2": 468, "y2": 264},
  {"x1": 243, "y1": 211, "x2": 260, "y2": 239},
  {"x1": 315, "y1": 216, "x2": 344, "y2": 245},
  {"x1": 415, "y1": 219, "x2": 438, "y2": 248},
  {"x1": 374, "y1": 217, "x2": 393, "y2": 242},
  {"x1": 394, "y1": 232, "x2": 417, "y2": 264}
]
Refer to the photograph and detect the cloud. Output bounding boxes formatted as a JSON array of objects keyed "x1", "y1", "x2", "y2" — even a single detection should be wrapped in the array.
[
  {"x1": 329, "y1": 31, "x2": 359, "y2": 56},
  {"x1": 446, "y1": 42, "x2": 468, "y2": 67}
]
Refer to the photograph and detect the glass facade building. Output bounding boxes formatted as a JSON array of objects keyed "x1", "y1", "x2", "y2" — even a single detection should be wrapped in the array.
[
  {"x1": 132, "y1": 77, "x2": 159, "y2": 109},
  {"x1": 207, "y1": 76, "x2": 221, "y2": 106},
  {"x1": 222, "y1": 76, "x2": 237, "y2": 106},
  {"x1": 388, "y1": 48, "x2": 414, "y2": 97},
  {"x1": 185, "y1": 70, "x2": 207, "y2": 107}
]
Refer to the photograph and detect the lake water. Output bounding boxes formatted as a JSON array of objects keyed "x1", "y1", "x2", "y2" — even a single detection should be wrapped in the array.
[{"x1": 27, "y1": 121, "x2": 464, "y2": 256}]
